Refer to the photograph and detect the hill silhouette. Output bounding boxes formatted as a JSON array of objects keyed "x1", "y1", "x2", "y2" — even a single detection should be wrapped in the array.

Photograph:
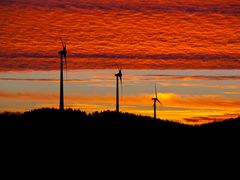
[
  {"x1": 199, "y1": 117, "x2": 240, "y2": 128},
  {"x1": 0, "y1": 108, "x2": 239, "y2": 129}
]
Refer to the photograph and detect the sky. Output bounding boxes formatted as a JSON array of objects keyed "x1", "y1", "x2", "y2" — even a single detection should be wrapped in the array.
[
  {"x1": 1, "y1": 70, "x2": 240, "y2": 125},
  {"x1": 1, "y1": 0, "x2": 240, "y2": 70},
  {"x1": 0, "y1": 0, "x2": 240, "y2": 124}
]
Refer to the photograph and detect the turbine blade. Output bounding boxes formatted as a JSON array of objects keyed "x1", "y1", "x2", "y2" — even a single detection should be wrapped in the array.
[
  {"x1": 157, "y1": 99, "x2": 162, "y2": 105},
  {"x1": 64, "y1": 41, "x2": 67, "y2": 49},
  {"x1": 120, "y1": 75, "x2": 123, "y2": 94},
  {"x1": 64, "y1": 55, "x2": 67, "y2": 79},
  {"x1": 155, "y1": 84, "x2": 158, "y2": 99},
  {"x1": 64, "y1": 54, "x2": 67, "y2": 63},
  {"x1": 59, "y1": 37, "x2": 64, "y2": 48},
  {"x1": 116, "y1": 64, "x2": 120, "y2": 71}
]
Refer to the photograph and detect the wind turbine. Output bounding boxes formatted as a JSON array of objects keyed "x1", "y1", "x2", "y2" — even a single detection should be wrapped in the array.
[
  {"x1": 115, "y1": 65, "x2": 123, "y2": 113},
  {"x1": 152, "y1": 84, "x2": 162, "y2": 120},
  {"x1": 58, "y1": 38, "x2": 67, "y2": 111}
]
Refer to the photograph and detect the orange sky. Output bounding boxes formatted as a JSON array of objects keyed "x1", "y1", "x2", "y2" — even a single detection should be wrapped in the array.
[
  {"x1": 0, "y1": 70, "x2": 239, "y2": 125},
  {"x1": 0, "y1": 88, "x2": 239, "y2": 125},
  {"x1": 0, "y1": 1, "x2": 240, "y2": 125},
  {"x1": 0, "y1": 0, "x2": 240, "y2": 70}
]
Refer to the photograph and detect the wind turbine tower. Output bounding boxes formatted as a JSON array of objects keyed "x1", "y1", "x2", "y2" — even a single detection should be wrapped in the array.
[
  {"x1": 58, "y1": 38, "x2": 67, "y2": 111},
  {"x1": 115, "y1": 66, "x2": 123, "y2": 113}
]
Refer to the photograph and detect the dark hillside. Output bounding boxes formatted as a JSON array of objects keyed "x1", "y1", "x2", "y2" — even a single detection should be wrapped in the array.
[{"x1": 0, "y1": 108, "x2": 239, "y2": 129}]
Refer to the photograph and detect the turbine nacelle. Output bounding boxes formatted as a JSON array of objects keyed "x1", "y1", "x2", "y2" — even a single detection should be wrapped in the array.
[
  {"x1": 58, "y1": 49, "x2": 67, "y2": 55},
  {"x1": 115, "y1": 65, "x2": 123, "y2": 90},
  {"x1": 115, "y1": 66, "x2": 122, "y2": 77},
  {"x1": 115, "y1": 72, "x2": 122, "y2": 77},
  {"x1": 152, "y1": 98, "x2": 162, "y2": 105}
]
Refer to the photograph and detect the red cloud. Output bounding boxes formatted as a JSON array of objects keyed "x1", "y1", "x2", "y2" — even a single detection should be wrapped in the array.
[{"x1": 0, "y1": 0, "x2": 240, "y2": 71}]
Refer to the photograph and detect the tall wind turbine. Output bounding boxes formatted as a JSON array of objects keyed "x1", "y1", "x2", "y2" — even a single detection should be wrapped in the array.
[
  {"x1": 58, "y1": 38, "x2": 67, "y2": 111},
  {"x1": 115, "y1": 65, "x2": 123, "y2": 113},
  {"x1": 152, "y1": 84, "x2": 162, "y2": 120}
]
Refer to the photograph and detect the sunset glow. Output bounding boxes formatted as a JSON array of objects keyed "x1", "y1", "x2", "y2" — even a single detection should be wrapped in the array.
[
  {"x1": 0, "y1": 0, "x2": 239, "y2": 125},
  {"x1": 1, "y1": 70, "x2": 239, "y2": 124}
]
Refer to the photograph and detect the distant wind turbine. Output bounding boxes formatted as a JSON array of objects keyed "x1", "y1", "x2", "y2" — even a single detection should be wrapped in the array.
[
  {"x1": 152, "y1": 84, "x2": 162, "y2": 120},
  {"x1": 115, "y1": 65, "x2": 123, "y2": 113},
  {"x1": 58, "y1": 38, "x2": 67, "y2": 111}
]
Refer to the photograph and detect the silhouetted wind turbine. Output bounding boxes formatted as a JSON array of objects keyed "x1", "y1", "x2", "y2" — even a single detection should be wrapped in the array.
[
  {"x1": 152, "y1": 84, "x2": 162, "y2": 120},
  {"x1": 58, "y1": 38, "x2": 67, "y2": 111},
  {"x1": 115, "y1": 65, "x2": 123, "y2": 113}
]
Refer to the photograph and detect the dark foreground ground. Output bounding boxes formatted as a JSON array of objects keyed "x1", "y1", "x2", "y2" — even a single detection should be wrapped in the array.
[{"x1": 0, "y1": 108, "x2": 239, "y2": 129}]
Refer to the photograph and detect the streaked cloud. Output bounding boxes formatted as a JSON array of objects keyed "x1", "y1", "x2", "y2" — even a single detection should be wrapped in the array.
[
  {"x1": 224, "y1": 92, "x2": 240, "y2": 95},
  {"x1": 141, "y1": 75, "x2": 240, "y2": 81},
  {"x1": 0, "y1": 77, "x2": 91, "y2": 82},
  {"x1": 158, "y1": 93, "x2": 240, "y2": 110},
  {"x1": 159, "y1": 82, "x2": 240, "y2": 89},
  {"x1": 1, "y1": 57, "x2": 240, "y2": 71},
  {"x1": 1, "y1": 90, "x2": 239, "y2": 113},
  {"x1": 0, "y1": 0, "x2": 240, "y2": 70},
  {"x1": 183, "y1": 113, "x2": 239, "y2": 124}
]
